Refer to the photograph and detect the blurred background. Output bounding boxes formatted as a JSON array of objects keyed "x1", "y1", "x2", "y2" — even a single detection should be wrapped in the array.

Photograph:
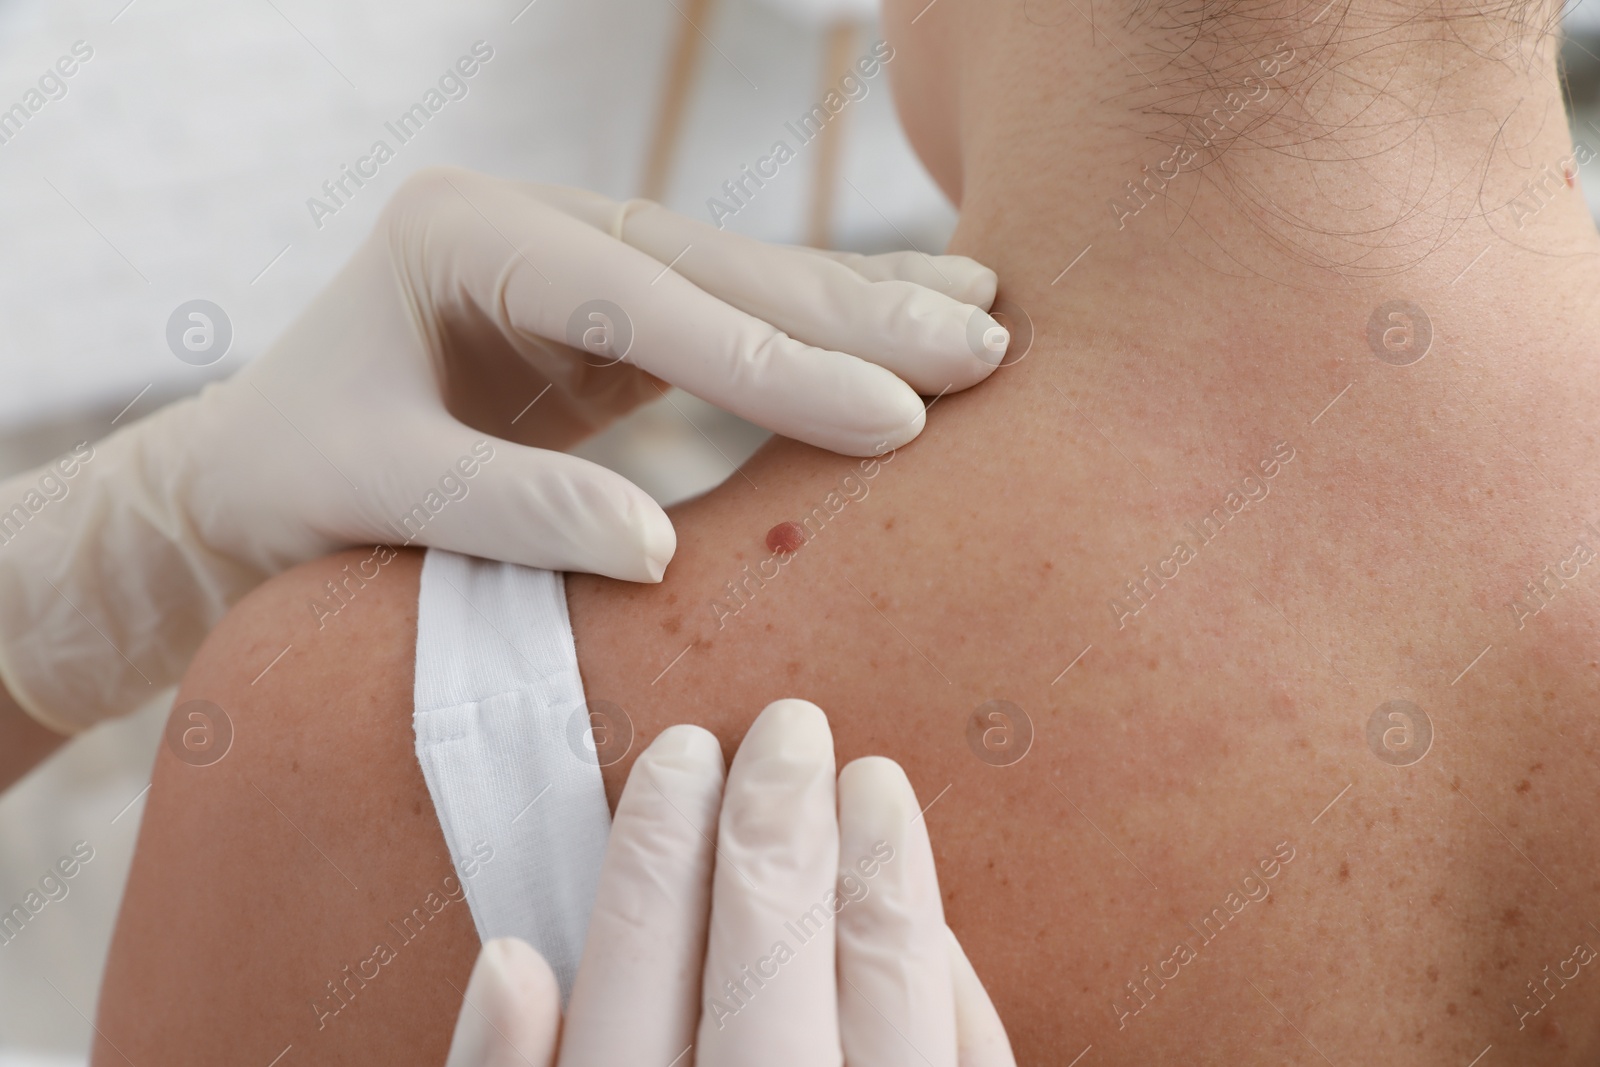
[
  {"x1": 0, "y1": 0, "x2": 949, "y2": 1060},
  {"x1": 0, "y1": 0, "x2": 1598, "y2": 1060}
]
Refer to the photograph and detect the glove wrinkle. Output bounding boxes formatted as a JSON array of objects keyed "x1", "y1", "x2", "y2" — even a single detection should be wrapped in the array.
[{"x1": 0, "y1": 171, "x2": 1003, "y2": 731}]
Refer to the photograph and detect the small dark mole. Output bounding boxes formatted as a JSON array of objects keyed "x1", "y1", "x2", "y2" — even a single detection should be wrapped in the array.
[
  {"x1": 765, "y1": 622, "x2": 773, "y2": 632},
  {"x1": 1472, "y1": 987, "x2": 1483, "y2": 997},
  {"x1": 1426, "y1": 964, "x2": 1439, "y2": 983},
  {"x1": 1430, "y1": 890, "x2": 1446, "y2": 908},
  {"x1": 1495, "y1": 958, "x2": 1512, "y2": 971},
  {"x1": 1338, "y1": 861, "x2": 1350, "y2": 881},
  {"x1": 662, "y1": 615, "x2": 682, "y2": 635},
  {"x1": 767, "y1": 521, "x2": 807, "y2": 555},
  {"x1": 1447, "y1": 1003, "x2": 1458, "y2": 1016},
  {"x1": 786, "y1": 660, "x2": 801, "y2": 677},
  {"x1": 1530, "y1": 762, "x2": 1544, "y2": 773},
  {"x1": 884, "y1": 518, "x2": 896, "y2": 531},
  {"x1": 1515, "y1": 779, "x2": 1531, "y2": 794},
  {"x1": 412, "y1": 800, "x2": 422, "y2": 816},
  {"x1": 1041, "y1": 560, "x2": 1053, "y2": 572},
  {"x1": 1502, "y1": 907, "x2": 1523, "y2": 927}
]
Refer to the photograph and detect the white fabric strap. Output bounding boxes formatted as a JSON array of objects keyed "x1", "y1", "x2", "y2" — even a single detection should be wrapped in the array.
[{"x1": 413, "y1": 549, "x2": 610, "y2": 1002}]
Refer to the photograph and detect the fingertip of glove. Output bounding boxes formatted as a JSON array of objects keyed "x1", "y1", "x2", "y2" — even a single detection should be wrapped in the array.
[
  {"x1": 745, "y1": 698, "x2": 834, "y2": 763},
  {"x1": 608, "y1": 493, "x2": 674, "y2": 582},
  {"x1": 964, "y1": 307, "x2": 1011, "y2": 369},
  {"x1": 874, "y1": 394, "x2": 926, "y2": 453},
  {"x1": 642, "y1": 552, "x2": 672, "y2": 583},
  {"x1": 451, "y1": 939, "x2": 560, "y2": 1067},
  {"x1": 756, "y1": 695, "x2": 828, "y2": 728},
  {"x1": 640, "y1": 498, "x2": 676, "y2": 581},
  {"x1": 465, "y1": 939, "x2": 559, "y2": 1033},
  {"x1": 839, "y1": 754, "x2": 912, "y2": 791},
  {"x1": 525, "y1": 453, "x2": 676, "y2": 581},
  {"x1": 839, "y1": 756, "x2": 918, "y2": 823},
  {"x1": 477, "y1": 937, "x2": 557, "y2": 998},
  {"x1": 644, "y1": 723, "x2": 726, "y2": 777}
]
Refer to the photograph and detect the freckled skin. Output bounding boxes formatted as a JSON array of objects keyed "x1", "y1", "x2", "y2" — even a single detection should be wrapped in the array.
[
  {"x1": 568, "y1": 311, "x2": 1600, "y2": 1065},
  {"x1": 100, "y1": 345, "x2": 1600, "y2": 1067},
  {"x1": 96, "y1": 182, "x2": 1600, "y2": 1067},
  {"x1": 93, "y1": 550, "x2": 478, "y2": 1066}
]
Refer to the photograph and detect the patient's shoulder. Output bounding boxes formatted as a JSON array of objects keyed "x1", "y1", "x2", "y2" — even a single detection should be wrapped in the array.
[
  {"x1": 94, "y1": 545, "x2": 477, "y2": 1066},
  {"x1": 194, "y1": 544, "x2": 424, "y2": 686}
]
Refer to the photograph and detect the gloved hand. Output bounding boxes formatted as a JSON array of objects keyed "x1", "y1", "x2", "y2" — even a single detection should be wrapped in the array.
[
  {"x1": 445, "y1": 699, "x2": 1016, "y2": 1067},
  {"x1": 0, "y1": 171, "x2": 1005, "y2": 732}
]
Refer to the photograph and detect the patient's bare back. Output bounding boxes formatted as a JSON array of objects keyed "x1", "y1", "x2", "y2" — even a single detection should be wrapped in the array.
[{"x1": 569, "y1": 319, "x2": 1600, "y2": 1066}]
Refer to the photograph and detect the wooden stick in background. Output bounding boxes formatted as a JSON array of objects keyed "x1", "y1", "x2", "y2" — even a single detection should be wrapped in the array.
[
  {"x1": 640, "y1": 0, "x2": 716, "y2": 202},
  {"x1": 806, "y1": 21, "x2": 858, "y2": 250}
]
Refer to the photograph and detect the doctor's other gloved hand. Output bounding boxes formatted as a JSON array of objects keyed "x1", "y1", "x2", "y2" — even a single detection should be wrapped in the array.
[
  {"x1": 0, "y1": 172, "x2": 1007, "y2": 734},
  {"x1": 445, "y1": 699, "x2": 1017, "y2": 1067}
]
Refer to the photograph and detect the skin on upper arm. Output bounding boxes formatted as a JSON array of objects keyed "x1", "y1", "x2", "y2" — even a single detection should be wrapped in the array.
[{"x1": 93, "y1": 546, "x2": 480, "y2": 1067}]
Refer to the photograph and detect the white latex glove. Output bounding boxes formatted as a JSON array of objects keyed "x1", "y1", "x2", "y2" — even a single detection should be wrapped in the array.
[
  {"x1": 446, "y1": 699, "x2": 1017, "y2": 1067},
  {"x1": 0, "y1": 171, "x2": 1004, "y2": 732}
]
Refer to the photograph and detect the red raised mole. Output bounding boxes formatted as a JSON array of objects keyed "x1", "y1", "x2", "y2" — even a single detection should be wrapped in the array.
[{"x1": 766, "y1": 520, "x2": 807, "y2": 555}]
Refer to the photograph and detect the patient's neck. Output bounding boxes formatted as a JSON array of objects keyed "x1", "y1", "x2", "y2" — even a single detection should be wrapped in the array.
[{"x1": 943, "y1": 1, "x2": 1600, "y2": 380}]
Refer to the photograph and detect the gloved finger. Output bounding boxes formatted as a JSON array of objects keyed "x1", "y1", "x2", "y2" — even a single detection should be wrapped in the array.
[
  {"x1": 536, "y1": 185, "x2": 999, "y2": 318},
  {"x1": 558, "y1": 725, "x2": 725, "y2": 1067},
  {"x1": 609, "y1": 201, "x2": 1010, "y2": 392},
  {"x1": 364, "y1": 421, "x2": 675, "y2": 582},
  {"x1": 836, "y1": 757, "x2": 957, "y2": 1067},
  {"x1": 792, "y1": 246, "x2": 998, "y2": 308},
  {"x1": 524, "y1": 184, "x2": 1005, "y2": 390},
  {"x1": 398, "y1": 171, "x2": 924, "y2": 454},
  {"x1": 445, "y1": 938, "x2": 561, "y2": 1067},
  {"x1": 946, "y1": 928, "x2": 1019, "y2": 1067},
  {"x1": 696, "y1": 699, "x2": 841, "y2": 1067}
]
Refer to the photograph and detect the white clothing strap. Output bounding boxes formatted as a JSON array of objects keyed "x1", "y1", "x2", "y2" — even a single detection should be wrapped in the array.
[{"x1": 412, "y1": 549, "x2": 610, "y2": 1002}]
